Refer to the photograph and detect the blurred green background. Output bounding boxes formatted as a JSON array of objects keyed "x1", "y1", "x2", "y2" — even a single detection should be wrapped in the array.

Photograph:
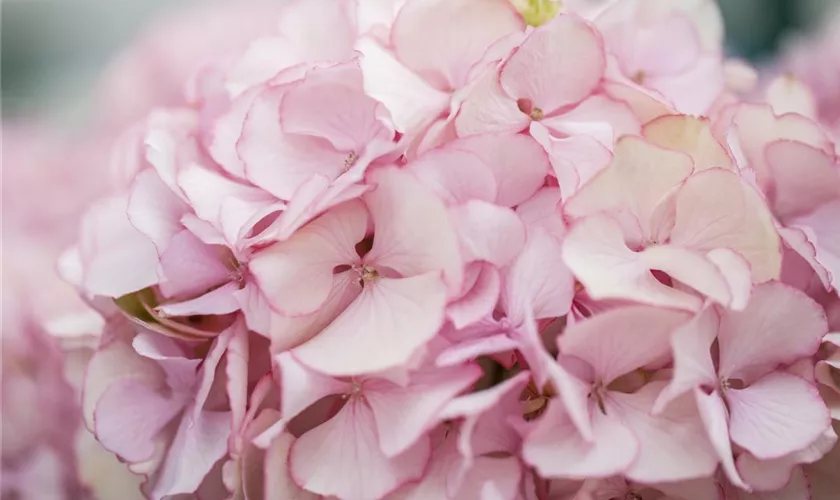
[{"x1": 2, "y1": 0, "x2": 839, "y2": 121}]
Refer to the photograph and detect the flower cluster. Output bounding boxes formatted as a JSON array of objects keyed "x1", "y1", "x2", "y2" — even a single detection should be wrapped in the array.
[{"x1": 66, "y1": 0, "x2": 840, "y2": 499}]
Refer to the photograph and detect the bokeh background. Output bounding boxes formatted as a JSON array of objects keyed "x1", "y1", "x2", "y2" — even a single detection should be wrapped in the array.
[{"x1": 2, "y1": 0, "x2": 840, "y2": 123}]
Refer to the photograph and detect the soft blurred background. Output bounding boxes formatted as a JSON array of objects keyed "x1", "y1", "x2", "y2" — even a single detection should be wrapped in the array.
[{"x1": 2, "y1": 0, "x2": 840, "y2": 123}]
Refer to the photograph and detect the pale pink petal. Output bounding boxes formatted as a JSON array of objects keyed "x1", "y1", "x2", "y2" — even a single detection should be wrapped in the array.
[
  {"x1": 248, "y1": 200, "x2": 368, "y2": 315},
  {"x1": 515, "y1": 188, "x2": 566, "y2": 241},
  {"x1": 451, "y1": 201, "x2": 526, "y2": 266},
  {"x1": 452, "y1": 133, "x2": 550, "y2": 207},
  {"x1": 264, "y1": 432, "x2": 319, "y2": 500},
  {"x1": 392, "y1": 0, "x2": 522, "y2": 90},
  {"x1": 522, "y1": 401, "x2": 638, "y2": 479},
  {"x1": 365, "y1": 167, "x2": 463, "y2": 289},
  {"x1": 365, "y1": 365, "x2": 481, "y2": 457},
  {"x1": 564, "y1": 136, "x2": 694, "y2": 243},
  {"x1": 79, "y1": 195, "x2": 160, "y2": 297},
  {"x1": 642, "y1": 115, "x2": 734, "y2": 171},
  {"x1": 503, "y1": 227, "x2": 575, "y2": 325},
  {"x1": 728, "y1": 466, "x2": 810, "y2": 500},
  {"x1": 706, "y1": 248, "x2": 753, "y2": 311},
  {"x1": 726, "y1": 372, "x2": 830, "y2": 460},
  {"x1": 455, "y1": 67, "x2": 530, "y2": 137},
  {"x1": 290, "y1": 400, "x2": 429, "y2": 499},
  {"x1": 653, "y1": 307, "x2": 719, "y2": 414},
  {"x1": 669, "y1": 168, "x2": 782, "y2": 283},
  {"x1": 150, "y1": 409, "x2": 232, "y2": 500},
  {"x1": 127, "y1": 169, "x2": 189, "y2": 253},
  {"x1": 694, "y1": 389, "x2": 749, "y2": 490},
  {"x1": 357, "y1": 37, "x2": 450, "y2": 136},
  {"x1": 718, "y1": 283, "x2": 827, "y2": 381},
  {"x1": 223, "y1": 38, "x2": 300, "y2": 100},
  {"x1": 227, "y1": 326, "x2": 250, "y2": 439},
  {"x1": 157, "y1": 230, "x2": 232, "y2": 299},
  {"x1": 435, "y1": 333, "x2": 519, "y2": 367},
  {"x1": 406, "y1": 147, "x2": 498, "y2": 205},
  {"x1": 764, "y1": 140, "x2": 840, "y2": 222},
  {"x1": 277, "y1": 0, "x2": 359, "y2": 63},
  {"x1": 540, "y1": 94, "x2": 640, "y2": 148},
  {"x1": 637, "y1": 245, "x2": 736, "y2": 307},
  {"x1": 610, "y1": 382, "x2": 719, "y2": 483},
  {"x1": 280, "y1": 76, "x2": 394, "y2": 153},
  {"x1": 562, "y1": 215, "x2": 707, "y2": 311},
  {"x1": 94, "y1": 379, "x2": 184, "y2": 463},
  {"x1": 500, "y1": 14, "x2": 605, "y2": 114},
  {"x1": 293, "y1": 273, "x2": 447, "y2": 376},
  {"x1": 558, "y1": 305, "x2": 689, "y2": 385},
  {"x1": 275, "y1": 352, "x2": 350, "y2": 422},
  {"x1": 238, "y1": 87, "x2": 346, "y2": 200},
  {"x1": 156, "y1": 282, "x2": 241, "y2": 317},
  {"x1": 765, "y1": 75, "x2": 818, "y2": 120},
  {"x1": 794, "y1": 200, "x2": 840, "y2": 289},
  {"x1": 646, "y1": 54, "x2": 724, "y2": 116},
  {"x1": 447, "y1": 264, "x2": 502, "y2": 329}
]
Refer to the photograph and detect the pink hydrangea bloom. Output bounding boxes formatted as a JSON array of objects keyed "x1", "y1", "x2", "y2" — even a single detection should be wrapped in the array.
[{"x1": 41, "y1": 0, "x2": 840, "y2": 498}]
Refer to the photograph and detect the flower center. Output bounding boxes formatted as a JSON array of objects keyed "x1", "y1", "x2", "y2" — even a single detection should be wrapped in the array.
[
  {"x1": 354, "y1": 265, "x2": 379, "y2": 287},
  {"x1": 344, "y1": 151, "x2": 359, "y2": 171},
  {"x1": 589, "y1": 382, "x2": 608, "y2": 414}
]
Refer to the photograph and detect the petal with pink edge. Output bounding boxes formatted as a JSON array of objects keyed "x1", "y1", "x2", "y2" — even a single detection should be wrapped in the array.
[
  {"x1": 717, "y1": 283, "x2": 827, "y2": 382},
  {"x1": 293, "y1": 273, "x2": 447, "y2": 376},
  {"x1": 447, "y1": 264, "x2": 502, "y2": 330},
  {"x1": 406, "y1": 147, "x2": 497, "y2": 205},
  {"x1": 642, "y1": 115, "x2": 734, "y2": 171},
  {"x1": 264, "y1": 432, "x2": 319, "y2": 500},
  {"x1": 248, "y1": 200, "x2": 368, "y2": 315},
  {"x1": 451, "y1": 201, "x2": 526, "y2": 267},
  {"x1": 500, "y1": 14, "x2": 605, "y2": 114},
  {"x1": 522, "y1": 400, "x2": 638, "y2": 479},
  {"x1": 452, "y1": 133, "x2": 550, "y2": 207},
  {"x1": 290, "y1": 400, "x2": 429, "y2": 499},
  {"x1": 455, "y1": 67, "x2": 530, "y2": 137},
  {"x1": 610, "y1": 382, "x2": 719, "y2": 483},
  {"x1": 653, "y1": 308, "x2": 719, "y2": 414},
  {"x1": 365, "y1": 364, "x2": 481, "y2": 457},
  {"x1": 365, "y1": 167, "x2": 463, "y2": 290},
  {"x1": 275, "y1": 352, "x2": 350, "y2": 422},
  {"x1": 669, "y1": 168, "x2": 782, "y2": 283},
  {"x1": 726, "y1": 372, "x2": 830, "y2": 460},
  {"x1": 127, "y1": 169, "x2": 189, "y2": 253},
  {"x1": 392, "y1": 0, "x2": 522, "y2": 90},
  {"x1": 764, "y1": 140, "x2": 840, "y2": 222},
  {"x1": 694, "y1": 388, "x2": 749, "y2": 490},
  {"x1": 558, "y1": 305, "x2": 689, "y2": 386},
  {"x1": 157, "y1": 230, "x2": 232, "y2": 300}
]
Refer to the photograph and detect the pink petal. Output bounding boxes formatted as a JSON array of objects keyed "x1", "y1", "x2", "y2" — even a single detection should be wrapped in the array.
[
  {"x1": 290, "y1": 400, "x2": 429, "y2": 499},
  {"x1": 451, "y1": 201, "x2": 526, "y2": 266},
  {"x1": 264, "y1": 432, "x2": 319, "y2": 500},
  {"x1": 561, "y1": 215, "x2": 707, "y2": 310},
  {"x1": 706, "y1": 248, "x2": 753, "y2": 311},
  {"x1": 642, "y1": 114, "x2": 735, "y2": 171},
  {"x1": 458, "y1": 455, "x2": 523, "y2": 500},
  {"x1": 157, "y1": 230, "x2": 232, "y2": 299},
  {"x1": 238, "y1": 87, "x2": 346, "y2": 200},
  {"x1": 515, "y1": 188, "x2": 566, "y2": 241},
  {"x1": 653, "y1": 308, "x2": 719, "y2": 414},
  {"x1": 206, "y1": 87, "x2": 261, "y2": 177},
  {"x1": 669, "y1": 168, "x2": 782, "y2": 283},
  {"x1": 447, "y1": 264, "x2": 502, "y2": 330},
  {"x1": 764, "y1": 140, "x2": 840, "y2": 222},
  {"x1": 540, "y1": 94, "x2": 641, "y2": 148},
  {"x1": 452, "y1": 133, "x2": 550, "y2": 207},
  {"x1": 532, "y1": 125, "x2": 613, "y2": 199},
  {"x1": 522, "y1": 401, "x2": 638, "y2": 479},
  {"x1": 79, "y1": 195, "x2": 160, "y2": 297},
  {"x1": 564, "y1": 136, "x2": 694, "y2": 244},
  {"x1": 227, "y1": 326, "x2": 250, "y2": 437},
  {"x1": 610, "y1": 382, "x2": 719, "y2": 483},
  {"x1": 637, "y1": 245, "x2": 737, "y2": 307},
  {"x1": 248, "y1": 200, "x2": 368, "y2": 315},
  {"x1": 794, "y1": 200, "x2": 840, "y2": 290},
  {"x1": 391, "y1": 0, "x2": 522, "y2": 90},
  {"x1": 365, "y1": 167, "x2": 463, "y2": 290},
  {"x1": 455, "y1": 67, "x2": 530, "y2": 137},
  {"x1": 275, "y1": 352, "x2": 350, "y2": 422},
  {"x1": 150, "y1": 409, "x2": 232, "y2": 500},
  {"x1": 280, "y1": 75, "x2": 394, "y2": 153},
  {"x1": 726, "y1": 372, "x2": 830, "y2": 460},
  {"x1": 645, "y1": 54, "x2": 724, "y2": 116},
  {"x1": 500, "y1": 14, "x2": 605, "y2": 114},
  {"x1": 292, "y1": 273, "x2": 447, "y2": 376},
  {"x1": 406, "y1": 147, "x2": 498, "y2": 205},
  {"x1": 356, "y1": 37, "x2": 450, "y2": 136},
  {"x1": 503, "y1": 227, "x2": 575, "y2": 325},
  {"x1": 276, "y1": 0, "x2": 358, "y2": 63},
  {"x1": 694, "y1": 389, "x2": 749, "y2": 490},
  {"x1": 718, "y1": 283, "x2": 827, "y2": 382},
  {"x1": 727, "y1": 466, "x2": 810, "y2": 500},
  {"x1": 365, "y1": 365, "x2": 482, "y2": 457},
  {"x1": 94, "y1": 379, "x2": 185, "y2": 463},
  {"x1": 156, "y1": 282, "x2": 241, "y2": 317},
  {"x1": 435, "y1": 333, "x2": 519, "y2": 367},
  {"x1": 558, "y1": 305, "x2": 689, "y2": 385},
  {"x1": 779, "y1": 227, "x2": 832, "y2": 291},
  {"x1": 127, "y1": 169, "x2": 189, "y2": 253}
]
